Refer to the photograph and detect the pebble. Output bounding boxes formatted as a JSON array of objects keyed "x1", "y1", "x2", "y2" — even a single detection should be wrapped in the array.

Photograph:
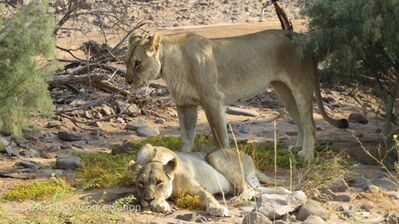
[
  {"x1": 55, "y1": 155, "x2": 81, "y2": 170},
  {"x1": 47, "y1": 121, "x2": 62, "y2": 129},
  {"x1": 351, "y1": 176, "x2": 372, "y2": 189},
  {"x1": 242, "y1": 211, "x2": 272, "y2": 224},
  {"x1": 348, "y1": 113, "x2": 368, "y2": 124},
  {"x1": 136, "y1": 126, "x2": 160, "y2": 137},
  {"x1": 386, "y1": 191, "x2": 399, "y2": 200},
  {"x1": 21, "y1": 149, "x2": 40, "y2": 158},
  {"x1": 326, "y1": 178, "x2": 349, "y2": 192},
  {"x1": 16, "y1": 160, "x2": 41, "y2": 171},
  {"x1": 297, "y1": 204, "x2": 329, "y2": 221},
  {"x1": 303, "y1": 215, "x2": 326, "y2": 224},
  {"x1": 360, "y1": 201, "x2": 373, "y2": 211},
  {"x1": 126, "y1": 117, "x2": 148, "y2": 131},
  {"x1": 58, "y1": 130, "x2": 82, "y2": 141}
]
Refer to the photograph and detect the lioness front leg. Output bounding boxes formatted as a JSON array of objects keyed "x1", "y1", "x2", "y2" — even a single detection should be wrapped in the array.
[
  {"x1": 202, "y1": 100, "x2": 230, "y2": 148},
  {"x1": 177, "y1": 105, "x2": 198, "y2": 152},
  {"x1": 189, "y1": 178, "x2": 229, "y2": 217}
]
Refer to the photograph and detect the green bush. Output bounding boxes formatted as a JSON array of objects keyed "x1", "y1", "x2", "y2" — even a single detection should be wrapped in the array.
[
  {"x1": 298, "y1": 0, "x2": 399, "y2": 166},
  {"x1": 0, "y1": 2, "x2": 56, "y2": 136}
]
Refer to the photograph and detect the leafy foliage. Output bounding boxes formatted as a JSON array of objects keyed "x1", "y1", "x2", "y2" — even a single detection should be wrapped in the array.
[
  {"x1": 2, "y1": 177, "x2": 72, "y2": 201},
  {"x1": 299, "y1": 0, "x2": 399, "y2": 165},
  {"x1": 0, "y1": 2, "x2": 57, "y2": 136}
]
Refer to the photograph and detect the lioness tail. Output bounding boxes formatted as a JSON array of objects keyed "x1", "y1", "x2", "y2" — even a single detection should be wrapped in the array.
[{"x1": 313, "y1": 58, "x2": 349, "y2": 129}]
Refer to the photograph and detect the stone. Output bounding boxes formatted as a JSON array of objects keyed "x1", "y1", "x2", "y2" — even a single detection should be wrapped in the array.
[
  {"x1": 303, "y1": 215, "x2": 326, "y2": 224},
  {"x1": 58, "y1": 130, "x2": 82, "y2": 141},
  {"x1": 124, "y1": 104, "x2": 140, "y2": 116},
  {"x1": 272, "y1": 221, "x2": 287, "y2": 224},
  {"x1": 48, "y1": 145, "x2": 60, "y2": 152},
  {"x1": 21, "y1": 149, "x2": 40, "y2": 158},
  {"x1": 55, "y1": 155, "x2": 81, "y2": 170},
  {"x1": 351, "y1": 176, "x2": 371, "y2": 189},
  {"x1": 16, "y1": 160, "x2": 41, "y2": 171},
  {"x1": 0, "y1": 136, "x2": 9, "y2": 147},
  {"x1": 338, "y1": 205, "x2": 352, "y2": 217},
  {"x1": 5, "y1": 142, "x2": 20, "y2": 157},
  {"x1": 47, "y1": 121, "x2": 61, "y2": 128},
  {"x1": 61, "y1": 142, "x2": 73, "y2": 150},
  {"x1": 374, "y1": 177, "x2": 398, "y2": 191},
  {"x1": 136, "y1": 126, "x2": 160, "y2": 137},
  {"x1": 326, "y1": 178, "x2": 349, "y2": 192},
  {"x1": 360, "y1": 201, "x2": 373, "y2": 211},
  {"x1": 348, "y1": 113, "x2": 368, "y2": 124},
  {"x1": 256, "y1": 190, "x2": 305, "y2": 220},
  {"x1": 111, "y1": 141, "x2": 136, "y2": 155},
  {"x1": 297, "y1": 204, "x2": 329, "y2": 221},
  {"x1": 226, "y1": 106, "x2": 259, "y2": 117},
  {"x1": 242, "y1": 211, "x2": 272, "y2": 224},
  {"x1": 333, "y1": 194, "x2": 352, "y2": 202},
  {"x1": 154, "y1": 117, "x2": 166, "y2": 124},
  {"x1": 101, "y1": 105, "x2": 114, "y2": 116},
  {"x1": 176, "y1": 213, "x2": 194, "y2": 221},
  {"x1": 126, "y1": 117, "x2": 148, "y2": 131},
  {"x1": 364, "y1": 184, "x2": 380, "y2": 193},
  {"x1": 386, "y1": 191, "x2": 399, "y2": 200}
]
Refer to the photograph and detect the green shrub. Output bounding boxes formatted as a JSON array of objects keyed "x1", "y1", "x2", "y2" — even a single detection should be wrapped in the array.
[{"x1": 0, "y1": 2, "x2": 57, "y2": 136}]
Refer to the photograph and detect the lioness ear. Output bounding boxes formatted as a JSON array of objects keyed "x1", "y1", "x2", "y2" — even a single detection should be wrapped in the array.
[
  {"x1": 146, "y1": 33, "x2": 161, "y2": 55},
  {"x1": 129, "y1": 35, "x2": 142, "y2": 46},
  {"x1": 127, "y1": 160, "x2": 143, "y2": 178},
  {"x1": 136, "y1": 144, "x2": 156, "y2": 164},
  {"x1": 164, "y1": 158, "x2": 177, "y2": 174}
]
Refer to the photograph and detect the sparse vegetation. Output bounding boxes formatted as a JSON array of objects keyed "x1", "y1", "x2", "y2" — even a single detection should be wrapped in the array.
[{"x1": 2, "y1": 177, "x2": 72, "y2": 201}]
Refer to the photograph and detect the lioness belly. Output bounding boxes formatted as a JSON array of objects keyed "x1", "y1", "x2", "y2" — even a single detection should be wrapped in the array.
[{"x1": 177, "y1": 152, "x2": 232, "y2": 194}]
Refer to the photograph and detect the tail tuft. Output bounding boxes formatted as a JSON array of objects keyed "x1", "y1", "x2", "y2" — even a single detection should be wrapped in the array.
[{"x1": 337, "y1": 119, "x2": 349, "y2": 129}]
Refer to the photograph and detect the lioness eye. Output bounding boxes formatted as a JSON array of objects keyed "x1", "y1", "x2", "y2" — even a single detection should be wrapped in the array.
[
  {"x1": 138, "y1": 182, "x2": 144, "y2": 188},
  {"x1": 134, "y1": 60, "x2": 142, "y2": 70},
  {"x1": 156, "y1": 180, "x2": 163, "y2": 186}
]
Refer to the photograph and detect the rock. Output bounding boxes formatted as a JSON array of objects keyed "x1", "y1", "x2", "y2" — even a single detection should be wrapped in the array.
[
  {"x1": 326, "y1": 178, "x2": 349, "y2": 192},
  {"x1": 111, "y1": 142, "x2": 136, "y2": 155},
  {"x1": 386, "y1": 212, "x2": 399, "y2": 224},
  {"x1": 303, "y1": 215, "x2": 326, "y2": 224},
  {"x1": 58, "y1": 130, "x2": 82, "y2": 141},
  {"x1": 242, "y1": 211, "x2": 272, "y2": 224},
  {"x1": 55, "y1": 155, "x2": 81, "y2": 170},
  {"x1": 374, "y1": 177, "x2": 398, "y2": 191},
  {"x1": 101, "y1": 105, "x2": 114, "y2": 116},
  {"x1": 226, "y1": 106, "x2": 259, "y2": 117},
  {"x1": 48, "y1": 145, "x2": 60, "y2": 152},
  {"x1": 14, "y1": 137, "x2": 27, "y2": 148},
  {"x1": 386, "y1": 191, "x2": 399, "y2": 200},
  {"x1": 297, "y1": 204, "x2": 329, "y2": 221},
  {"x1": 338, "y1": 205, "x2": 352, "y2": 217},
  {"x1": 348, "y1": 113, "x2": 368, "y2": 124},
  {"x1": 126, "y1": 117, "x2": 148, "y2": 131},
  {"x1": 136, "y1": 126, "x2": 160, "y2": 137},
  {"x1": 47, "y1": 121, "x2": 61, "y2": 128},
  {"x1": 154, "y1": 117, "x2": 166, "y2": 124},
  {"x1": 61, "y1": 142, "x2": 73, "y2": 150},
  {"x1": 21, "y1": 149, "x2": 40, "y2": 158},
  {"x1": 320, "y1": 188, "x2": 352, "y2": 202},
  {"x1": 360, "y1": 201, "x2": 373, "y2": 211},
  {"x1": 364, "y1": 184, "x2": 380, "y2": 193},
  {"x1": 0, "y1": 136, "x2": 9, "y2": 147},
  {"x1": 351, "y1": 176, "x2": 371, "y2": 189},
  {"x1": 5, "y1": 142, "x2": 20, "y2": 157},
  {"x1": 272, "y1": 221, "x2": 287, "y2": 224},
  {"x1": 256, "y1": 190, "x2": 305, "y2": 220},
  {"x1": 71, "y1": 140, "x2": 87, "y2": 148},
  {"x1": 124, "y1": 104, "x2": 140, "y2": 116},
  {"x1": 16, "y1": 160, "x2": 41, "y2": 171},
  {"x1": 176, "y1": 213, "x2": 194, "y2": 221}
]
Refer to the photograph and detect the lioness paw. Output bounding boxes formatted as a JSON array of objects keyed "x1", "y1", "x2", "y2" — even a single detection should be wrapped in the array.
[
  {"x1": 206, "y1": 204, "x2": 229, "y2": 217},
  {"x1": 229, "y1": 189, "x2": 258, "y2": 207},
  {"x1": 152, "y1": 200, "x2": 171, "y2": 213}
]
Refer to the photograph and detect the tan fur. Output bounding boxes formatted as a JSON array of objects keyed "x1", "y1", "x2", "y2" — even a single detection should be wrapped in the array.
[
  {"x1": 125, "y1": 30, "x2": 347, "y2": 161},
  {"x1": 129, "y1": 144, "x2": 275, "y2": 216}
]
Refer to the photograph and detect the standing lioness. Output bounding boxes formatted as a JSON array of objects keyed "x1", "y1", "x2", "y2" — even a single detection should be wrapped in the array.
[{"x1": 125, "y1": 29, "x2": 348, "y2": 161}]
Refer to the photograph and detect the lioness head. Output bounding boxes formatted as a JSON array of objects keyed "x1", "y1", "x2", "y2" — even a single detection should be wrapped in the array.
[
  {"x1": 125, "y1": 33, "x2": 162, "y2": 89},
  {"x1": 128, "y1": 153, "x2": 177, "y2": 212}
]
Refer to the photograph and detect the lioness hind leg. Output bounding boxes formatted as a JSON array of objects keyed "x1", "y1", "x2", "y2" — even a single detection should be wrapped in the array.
[
  {"x1": 271, "y1": 81, "x2": 304, "y2": 148},
  {"x1": 202, "y1": 100, "x2": 230, "y2": 148},
  {"x1": 291, "y1": 86, "x2": 316, "y2": 161},
  {"x1": 177, "y1": 105, "x2": 198, "y2": 152}
]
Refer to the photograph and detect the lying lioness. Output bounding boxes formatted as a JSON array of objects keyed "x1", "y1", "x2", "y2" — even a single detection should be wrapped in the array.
[{"x1": 128, "y1": 144, "x2": 278, "y2": 216}]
